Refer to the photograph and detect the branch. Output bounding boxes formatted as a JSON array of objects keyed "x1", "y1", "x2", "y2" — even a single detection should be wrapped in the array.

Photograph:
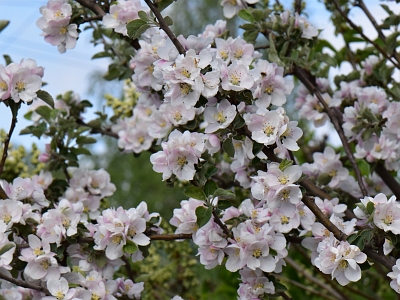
[
  {"x1": 331, "y1": 0, "x2": 400, "y2": 69},
  {"x1": 274, "y1": 274, "x2": 338, "y2": 300},
  {"x1": 363, "y1": 246, "x2": 394, "y2": 270},
  {"x1": 302, "y1": 195, "x2": 347, "y2": 241},
  {"x1": 143, "y1": 0, "x2": 185, "y2": 55},
  {"x1": 294, "y1": 0, "x2": 302, "y2": 14},
  {"x1": 375, "y1": 162, "x2": 400, "y2": 199},
  {"x1": 75, "y1": 0, "x2": 105, "y2": 17},
  {"x1": 212, "y1": 210, "x2": 231, "y2": 238},
  {"x1": 293, "y1": 66, "x2": 368, "y2": 197},
  {"x1": 0, "y1": 271, "x2": 50, "y2": 295},
  {"x1": 0, "y1": 111, "x2": 17, "y2": 177},
  {"x1": 284, "y1": 256, "x2": 345, "y2": 300}
]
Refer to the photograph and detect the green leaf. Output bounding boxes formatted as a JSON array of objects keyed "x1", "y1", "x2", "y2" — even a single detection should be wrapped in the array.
[
  {"x1": 36, "y1": 90, "x2": 54, "y2": 108},
  {"x1": 92, "y1": 52, "x2": 112, "y2": 59},
  {"x1": 71, "y1": 147, "x2": 92, "y2": 156},
  {"x1": 131, "y1": 24, "x2": 151, "y2": 40},
  {"x1": 76, "y1": 136, "x2": 97, "y2": 145},
  {"x1": 274, "y1": 282, "x2": 287, "y2": 293},
  {"x1": 252, "y1": 9, "x2": 264, "y2": 22},
  {"x1": 94, "y1": 255, "x2": 107, "y2": 268},
  {"x1": 243, "y1": 30, "x2": 258, "y2": 43},
  {"x1": 252, "y1": 142, "x2": 264, "y2": 156},
  {"x1": 138, "y1": 10, "x2": 148, "y2": 20},
  {"x1": 157, "y1": 0, "x2": 177, "y2": 11},
  {"x1": 214, "y1": 188, "x2": 235, "y2": 200},
  {"x1": 0, "y1": 243, "x2": 14, "y2": 256},
  {"x1": 204, "y1": 166, "x2": 218, "y2": 179},
  {"x1": 123, "y1": 239, "x2": 138, "y2": 254},
  {"x1": 163, "y1": 16, "x2": 173, "y2": 26},
  {"x1": 204, "y1": 180, "x2": 218, "y2": 196},
  {"x1": 223, "y1": 138, "x2": 235, "y2": 157},
  {"x1": 35, "y1": 106, "x2": 52, "y2": 122},
  {"x1": 366, "y1": 201, "x2": 375, "y2": 215},
  {"x1": 195, "y1": 206, "x2": 212, "y2": 228},
  {"x1": 0, "y1": 20, "x2": 9, "y2": 33},
  {"x1": 317, "y1": 173, "x2": 332, "y2": 186},
  {"x1": 268, "y1": 33, "x2": 284, "y2": 66},
  {"x1": 3, "y1": 54, "x2": 12, "y2": 65},
  {"x1": 232, "y1": 114, "x2": 245, "y2": 129},
  {"x1": 279, "y1": 159, "x2": 293, "y2": 171},
  {"x1": 184, "y1": 186, "x2": 206, "y2": 200},
  {"x1": 126, "y1": 19, "x2": 147, "y2": 38},
  {"x1": 238, "y1": 9, "x2": 255, "y2": 22}
]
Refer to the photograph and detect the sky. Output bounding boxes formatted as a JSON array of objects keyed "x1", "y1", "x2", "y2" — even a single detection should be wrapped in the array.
[{"x1": 0, "y1": 0, "x2": 399, "y2": 149}]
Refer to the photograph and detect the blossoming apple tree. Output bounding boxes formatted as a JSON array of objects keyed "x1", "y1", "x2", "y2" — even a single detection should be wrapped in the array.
[{"x1": 1, "y1": 0, "x2": 400, "y2": 299}]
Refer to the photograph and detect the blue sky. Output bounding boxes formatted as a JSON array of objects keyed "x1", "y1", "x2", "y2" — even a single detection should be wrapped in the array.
[{"x1": 0, "y1": 0, "x2": 398, "y2": 148}]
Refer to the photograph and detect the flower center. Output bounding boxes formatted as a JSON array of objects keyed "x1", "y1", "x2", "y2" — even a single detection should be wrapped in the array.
[
  {"x1": 0, "y1": 81, "x2": 8, "y2": 91},
  {"x1": 338, "y1": 260, "x2": 348, "y2": 270},
  {"x1": 265, "y1": 86, "x2": 274, "y2": 95},
  {"x1": 128, "y1": 227, "x2": 137, "y2": 237},
  {"x1": 328, "y1": 169, "x2": 337, "y2": 177},
  {"x1": 278, "y1": 175, "x2": 289, "y2": 185},
  {"x1": 174, "y1": 111, "x2": 182, "y2": 121},
  {"x1": 59, "y1": 26, "x2": 68, "y2": 35},
  {"x1": 263, "y1": 124, "x2": 275, "y2": 136},
  {"x1": 280, "y1": 215, "x2": 290, "y2": 224},
  {"x1": 112, "y1": 235, "x2": 122, "y2": 244},
  {"x1": 33, "y1": 247, "x2": 45, "y2": 256},
  {"x1": 279, "y1": 189, "x2": 290, "y2": 200},
  {"x1": 177, "y1": 156, "x2": 187, "y2": 168},
  {"x1": 181, "y1": 69, "x2": 191, "y2": 78},
  {"x1": 15, "y1": 81, "x2": 26, "y2": 92},
  {"x1": 219, "y1": 50, "x2": 229, "y2": 60},
  {"x1": 230, "y1": 72, "x2": 241, "y2": 86},
  {"x1": 383, "y1": 214, "x2": 394, "y2": 226},
  {"x1": 180, "y1": 83, "x2": 192, "y2": 95},
  {"x1": 214, "y1": 111, "x2": 226, "y2": 124},
  {"x1": 252, "y1": 248, "x2": 262, "y2": 258},
  {"x1": 233, "y1": 48, "x2": 243, "y2": 59},
  {"x1": 54, "y1": 10, "x2": 64, "y2": 18}
]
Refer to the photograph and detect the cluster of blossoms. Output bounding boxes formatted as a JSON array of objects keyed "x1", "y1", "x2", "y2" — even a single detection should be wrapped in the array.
[
  {"x1": 0, "y1": 59, "x2": 43, "y2": 103},
  {"x1": 102, "y1": 0, "x2": 149, "y2": 36},
  {"x1": 36, "y1": 0, "x2": 78, "y2": 53},
  {"x1": 0, "y1": 167, "x2": 162, "y2": 299}
]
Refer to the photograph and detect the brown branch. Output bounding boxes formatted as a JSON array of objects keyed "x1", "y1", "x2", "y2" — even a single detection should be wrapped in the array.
[
  {"x1": 143, "y1": 0, "x2": 185, "y2": 55},
  {"x1": 274, "y1": 274, "x2": 338, "y2": 300},
  {"x1": 75, "y1": 0, "x2": 106, "y2": 17},
  {"x1": 302, "y1": 195, "x2": 347, "y2": 241},
  {"x1": 0, "y1": 114, "x2": 17, "y2": 177},
  {"x1": 363, "y1": 246, "x2": 394, "y2": 270},
  {"x1": 0, "y1": 271, "x2": 50, "y2": 295},
  {"x1": 212, "y1": 210, "x2": 231, "y2": 238},
  {"x1": 294, "y1": 0, "x2": 302, "y2": 14},
  {"x1": 149, "y1": 233, "x2": 192, "y2": 240},
  {"x1": 293, "y1": 66, "x2": 368, "y2": 197},
  {"x1": 284, "y1": 257, "x2": 345, "y2": 300},
  {"x1": 0, "y1": 185, "x2": 7, "y2": 200},
  {"x1": 331, "y1": 0, "x2": 400, "y2": 69},
  {"x1": 375, "y1": 163, "x2": 400, "y2": 199}
]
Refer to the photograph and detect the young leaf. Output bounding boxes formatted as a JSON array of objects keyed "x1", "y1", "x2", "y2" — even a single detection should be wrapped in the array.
[
  {"x1": 123, "y1": 239, "x2": 138, "y2": 254},
  {"x1": 184, "y1": 186, "x2": 206, "y2": 201},
  {"x1": 214, "y1": 188, "x2": 235, "y2": 199},
  {"x1": 0, "y1": 243, "x2": 14, "y2": 256},
  {"x1": 223, "y1": 138, "x2": 235, "y2": 157},
  {"x1": 204, "y1": 180, "x2": 218, "y2": 196},
  {"x1": 37, "y1": 90, "x2": 54, "y2": 108},
  {"x1": 195, "y1": 206, "x2": 212, "y2": 228},
  {"x1": 238, "y1": 9, "x2": 255, "y2": 22}
]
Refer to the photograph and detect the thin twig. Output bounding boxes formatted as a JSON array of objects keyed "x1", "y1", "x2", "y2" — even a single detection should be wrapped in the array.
[
  {"x1": 212, "y1": 210, "x2": 231, "y2": 238},
  {"x1": 275, "y1": 274, "x2": 338, "y2": 300},
  {"x1": 143, "y1": 0, "x2": 185, "y2": 55},
  {"x1": 331, "y1": 0, "x2": 400, "y2": 69},
  {"x1": 0, "y1": 112, "x2": 17, "y2": 177},
  {"x1": 284, "y1": 257, "x2": 345, "y2": 300},
  {"x1": 0, "y1": 271, "x2": 50, "y2": 295},
  {"x1": 302, "y1": 195, "x2": 347, "y2": 241},
  {"x1": 375, "y1": 162, "x2": 400, "y2": 199},
  {"x1": 293, "y1": 66, "x2": 368, "y2": 197}
]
